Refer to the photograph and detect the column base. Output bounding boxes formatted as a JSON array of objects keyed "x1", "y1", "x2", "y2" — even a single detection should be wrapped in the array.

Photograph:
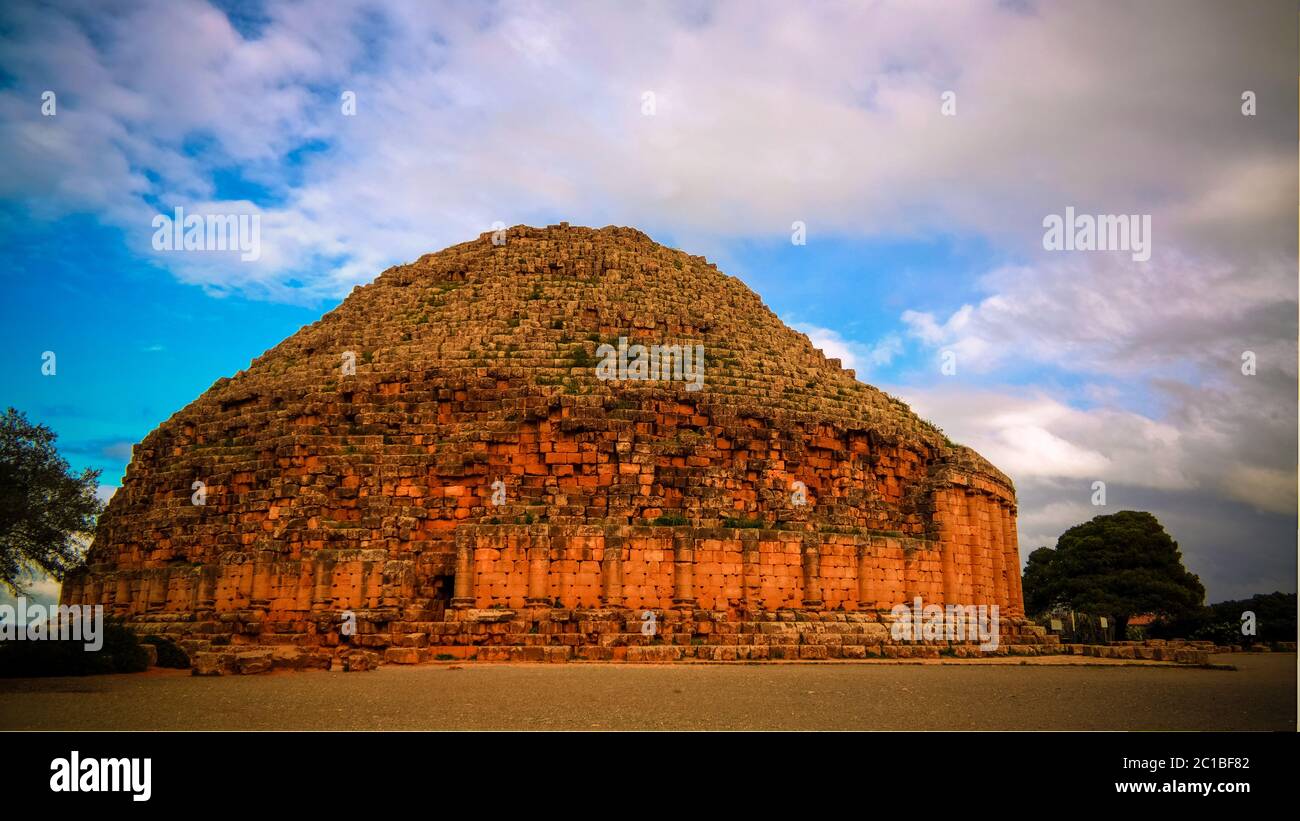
[{"x1": 451, "y1": 597, "x2": 475, "y2": 608}]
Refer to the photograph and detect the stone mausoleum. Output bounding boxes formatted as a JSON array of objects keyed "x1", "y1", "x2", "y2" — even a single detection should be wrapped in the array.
[{"x1": 62, "y1": 225, "x2": 1052, "y2": 671}]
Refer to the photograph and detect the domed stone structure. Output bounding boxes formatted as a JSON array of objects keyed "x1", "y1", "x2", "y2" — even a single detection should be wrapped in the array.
[{"x1": 62, "y1": 224, "x2": 1047, "y2": 669}]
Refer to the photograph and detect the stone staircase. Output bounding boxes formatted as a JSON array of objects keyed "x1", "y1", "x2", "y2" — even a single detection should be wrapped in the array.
[{"x1": 175, "y1": 606, "x2": 1061, "y2": 673}]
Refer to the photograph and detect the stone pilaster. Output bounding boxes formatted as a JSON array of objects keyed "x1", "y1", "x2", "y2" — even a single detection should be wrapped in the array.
[
  {"x1": 601, "y1": 536, "x2": 623, "y2": 607},
  {"x1": 311, "y1": 558, "x2": 334, "y2": 611},
  {"x1": 198, "y1": 566, "x2": 217, "y2": 611},
  {"x1": 147, "y1": 570, "x2": 168, "y2": 612},
  {"x1": 938, "y1": 490, "x2": 958, "y2": 606},
  {"x1": 451, "y1": 540, "x2": 475, "y2": 608},
  {"x1": 251, "y1": 558, "x2": 272, "y2": 609},
  {"x1": 526, "y1": 535, "x2": 551, "y2": 605},
  {"x1": 971, "y1": 495, "x2": 993, "y2": 606},
  {"x1": 989, "y1": 500, "x2": 1009, "y2": 611},
  {"x1": 856, "y1": 541, "x2": 875, "y2": 610},
  {"x1": 1001, "y1": 506, "x2": 1025, "y2": 617},
  {"x1": 740, "y1": 537, "x2": 760, "y2": 610},
  {"x1": 801, "y1": 541, "x2": 822, "y2": 608},
  {"x1": 672, "y1": 533, "x2": 695, "y2": 607}
]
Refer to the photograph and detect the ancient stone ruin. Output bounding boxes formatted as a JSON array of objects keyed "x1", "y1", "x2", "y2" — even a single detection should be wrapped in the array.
[{"x1": 62, "y1": 224, "x2": 1054, "y2": 671}]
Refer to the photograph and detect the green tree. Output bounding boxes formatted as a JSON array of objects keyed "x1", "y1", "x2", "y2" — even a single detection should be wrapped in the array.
[
  {"x1": 1151, "y1": 591, "x2": 1297, "y2": 645},
  {"x1": 1021, "y1": 545, "x2": 1060, "y2": 616},
  {"x1": 1020, "y1": 510, "x2": 1204, "y2": 640},
  {"x1": 0, "y1": 408, "x2": 104, "y2": 594}
]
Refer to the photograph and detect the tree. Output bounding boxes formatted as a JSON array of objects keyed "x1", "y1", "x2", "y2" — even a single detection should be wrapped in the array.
[
  {"x1": 1021, "y1": 546, "x2": 1060, "y2": 616},
  {"x1": 0, "y1": 408, "x2": 104, "y2": 594},
  {"x1": 1020, "y1": 510, "x2": 1204, "y2": 640},
  {"x1": 1150, "y1": 592, "x2": 1297, "y2": 645}
]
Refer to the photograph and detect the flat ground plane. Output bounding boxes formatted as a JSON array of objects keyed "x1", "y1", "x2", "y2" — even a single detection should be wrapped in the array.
[{"x1": 1, "y1": 653, "x2": 1293, "y2": 731}]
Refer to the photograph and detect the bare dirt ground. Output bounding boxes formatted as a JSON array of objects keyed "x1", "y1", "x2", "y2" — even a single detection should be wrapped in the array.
[{"x1": 0, "y1": 653, "x2": 1293, "y2": 731}]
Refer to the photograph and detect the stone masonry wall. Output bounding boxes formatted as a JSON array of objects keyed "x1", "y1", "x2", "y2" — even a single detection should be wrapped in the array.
[
  {"x1": 62, "y1": 224, "x2": 1028, "y2": 663},
  {"x1": 461, "y1": 485, "x2": 1021, "y2": 615}
]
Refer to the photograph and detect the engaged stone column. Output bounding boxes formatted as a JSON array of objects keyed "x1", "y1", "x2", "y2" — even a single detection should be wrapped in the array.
[
  {"x1": 741, "y1": 537, "x2": 760, "y2": 611},
  {"x1": 971, "y1": 495, "x2": 994, "y2": 606},
  {"x1": 1001, "y1": 507, "x2": 1025, "y2": 617},
  {"x1": 236, "y1": 558, "x2": 254, "y2": 609},
  {"x1": 672, "y1": 534, "x2": 695, "y2": 607},
  {"x1": 291, "y1": 564, "x2": 312, "y2": 613},
  {"x1": 144, "y1": 574, "x2": 165, "y2": 613},
  {"x1": 856, "y1": 541, "x2": 874, "y2": 610},
  {"x1": 989, "y1": 500, "x2": 1009, "y2": 611},
  {"x1": 953, "y1": 490, "x2": 972, "y2": 603},
  {"x1": 251, "y1": 558, "x2": 272, "y2": 609},
  {"x1": 526, "y1": 536, "x2": 551, "y2": 606},
  {"x1": 601, "y1": 536, "x2": 624, "y2": 607},
  {"x1": 801, "y1": 541, "x2": 823, "y2": 608},
  {"x1": 940, "y1": 544, "x2": 958, "y2": 606},
  {"x1": 451, "y1": 541, "x2": 475, "y2": 608},
  {"x1": 933, "y1": 489, "x2": 958, "y2": 605},
  {"x1": 312, "y1": 557, "x2": 334, "y2": 611},
  {"x1": 198, "y1": 567, "x2": 217, "y2": 611}
]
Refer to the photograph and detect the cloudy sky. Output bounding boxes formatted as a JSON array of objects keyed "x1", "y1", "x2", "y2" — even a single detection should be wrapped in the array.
[{"x1": 0, "y1": 0, "x2": 1294, "y2": 603}]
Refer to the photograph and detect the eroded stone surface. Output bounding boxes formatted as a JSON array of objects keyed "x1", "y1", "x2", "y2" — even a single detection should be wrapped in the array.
[{"x1": 62, "y1": 224, "x2": 1031, "y2": 666}]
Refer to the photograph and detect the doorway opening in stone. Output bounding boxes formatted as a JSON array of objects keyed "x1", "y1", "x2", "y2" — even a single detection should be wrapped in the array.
[{"x1": 430, "y1": 574, "x2": 454, "y2": 619}]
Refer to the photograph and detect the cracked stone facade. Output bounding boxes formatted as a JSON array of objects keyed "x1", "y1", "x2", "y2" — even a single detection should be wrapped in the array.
[{"x1": 61, "y1": 224, "x2": 1041, "y2": 667}]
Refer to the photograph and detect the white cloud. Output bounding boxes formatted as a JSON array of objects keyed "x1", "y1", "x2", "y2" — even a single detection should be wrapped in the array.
[
  {"x1": 1, "y1": 0, "x2": 1293, "y2": 300},
  {"x1": 897, "y1": 385, "x2": 1191, "y2": 490},
  {"x1": 896, "y1": 381, "x2": 1294, "y2": 519},
  {"x1": 1015, "y1": 497, "x2": 1096, "y2": 552},
  {"x1": 890, "y1": 381, "x2": 1294, "y2": 599},
  {"x1": 896, "y1": 249, "x2": 1296, "y2": 526},
  {"x1": 790, "y1": 322, "x2": 901, "y2": 373}
]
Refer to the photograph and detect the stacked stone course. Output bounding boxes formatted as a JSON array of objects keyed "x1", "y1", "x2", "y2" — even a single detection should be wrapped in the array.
[{"x1": 62, "y1": 224, "x2": 1046, "y2": 669}]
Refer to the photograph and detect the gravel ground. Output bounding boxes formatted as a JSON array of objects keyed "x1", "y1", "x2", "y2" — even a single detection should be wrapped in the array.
[{"x1": 0, "y1": 654, "x2": 1293, "y2": 731}]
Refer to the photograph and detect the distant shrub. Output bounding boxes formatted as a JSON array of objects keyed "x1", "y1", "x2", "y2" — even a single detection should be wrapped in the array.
[
  {"x1": 0, "y1": 620, "x2": 150, "y2": 677},
  {"x1": 1150, "y1": 592, "x2": 1297, "y2": 645}
]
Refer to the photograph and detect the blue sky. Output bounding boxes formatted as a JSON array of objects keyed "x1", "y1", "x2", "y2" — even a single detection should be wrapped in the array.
[
  {"x1": 2, "y1": 212, "x2": 1009, "y2": 484},
  {"x1": 1, "y1": 209, "x2": 319, "y2": 484},
  {"x1": 0, "y1": 0, "x2": 1295, "y2": 603}
]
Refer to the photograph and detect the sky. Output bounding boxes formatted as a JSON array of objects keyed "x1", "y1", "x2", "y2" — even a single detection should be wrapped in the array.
[{"x1": 0, "y1": 0, "x2": 1295, "y2": 604}]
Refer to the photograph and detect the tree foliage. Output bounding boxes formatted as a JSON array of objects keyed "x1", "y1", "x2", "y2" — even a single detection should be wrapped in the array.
[
  {"x1": 0, "y1": 620, "x2": 149, "y2": 677},
  {"x1": 1150, "y1": 591, "x2": 1296, "y2": 645},
  {"x1": 1022, "y1": 545, "x2": 1060, "y2": 616},
  {"x1": 0, "y1": 408, "x2": 104, "y2": 594},
  {"x1": 1020, "y1": 510, "x2": 1205, "y2": 640}
]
